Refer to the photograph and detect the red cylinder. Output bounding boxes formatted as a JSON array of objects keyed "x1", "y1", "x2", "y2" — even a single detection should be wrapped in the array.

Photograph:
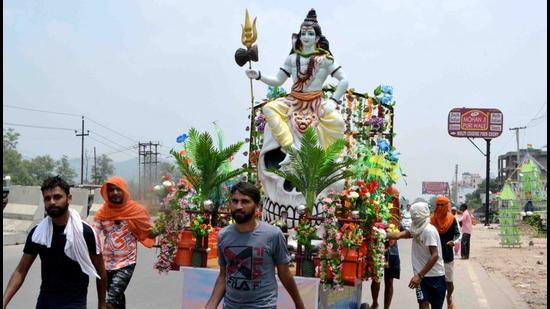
[
  {"x1": 174, "y1": 230, "x2": 194, "y2": 266},
  {"x1": 207, "y1": 228, "x2": 220, "y2": 259},
  {"x1": 341, "y1": 248, "x2": 359, "y2": 284}
]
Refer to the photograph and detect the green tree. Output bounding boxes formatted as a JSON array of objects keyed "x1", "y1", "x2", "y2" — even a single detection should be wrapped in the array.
[
  {"x1": 3, "y1": 129, "x2": 32, "y2": 185},
  {"x1": 56, "y1": 155, "x2": 77, "y2": 183},
  {"x1": 464, "y1": 178, "x2": 501, "y2": 210},
  {"x1": 25, "y1": 155, "x2": 56, "y2": 185},
  {"x1": 93, "y1": 154, "x2": 115, "y2": 184}
]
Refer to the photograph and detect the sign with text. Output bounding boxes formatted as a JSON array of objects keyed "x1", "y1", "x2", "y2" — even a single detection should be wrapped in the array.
[
  {"x1": 422, "y1": 182, "x2": 449, "y2": 195},
  {"x1": 448, "y1": 108, "x2": 503, "y2": 138}
]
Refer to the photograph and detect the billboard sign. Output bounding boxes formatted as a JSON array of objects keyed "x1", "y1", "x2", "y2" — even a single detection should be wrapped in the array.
[
  {"x1": 422, "y1": 182, "x2": 449, "y2": 195},
  {"x1": 448, "y1": 108, "x2": 503, "y2": 138}
]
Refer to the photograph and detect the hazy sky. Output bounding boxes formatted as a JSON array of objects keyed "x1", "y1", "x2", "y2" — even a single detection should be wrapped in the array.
[{"x1": 3, "y1": 0, "x2": 547, "y2": 201}]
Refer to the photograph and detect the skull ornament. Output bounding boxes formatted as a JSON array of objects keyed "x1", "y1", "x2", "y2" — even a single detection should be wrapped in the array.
[{"x1": 258, "y1": 122, "x2": 343, "y2": 229}]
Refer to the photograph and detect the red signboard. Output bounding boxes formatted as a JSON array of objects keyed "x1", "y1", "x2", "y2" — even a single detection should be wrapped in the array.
[
  {"x1": 448, "y1": 108, "x2": 503, "y2": 138},
  {"x1": 422, "y1": 182, "x2": 449, "y2": 195}
]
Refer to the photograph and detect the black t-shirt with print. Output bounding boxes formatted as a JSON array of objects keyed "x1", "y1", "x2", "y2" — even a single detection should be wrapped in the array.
[{"x1": 23, "y1": 223, "x2": 98, "y2": 294}]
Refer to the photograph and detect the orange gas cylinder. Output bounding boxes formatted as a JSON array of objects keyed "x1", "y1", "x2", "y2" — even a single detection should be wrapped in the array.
[
  {"x1": 174, "y1": 230, "x2": 194, "y2": 266},
  {"x1": 341, "y1": 248, "x2": 360, "y2": 284}
]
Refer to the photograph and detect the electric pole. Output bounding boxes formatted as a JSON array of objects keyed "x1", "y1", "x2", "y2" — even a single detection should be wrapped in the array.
[
  {"x1": 75, "y1": 116, "x2": 89, "y2": 185},
  {"x1": 509, "y1": 126, "x2": 527, "y2": 179},
  {"x1": 94, "y1": 146, "x2": 97, "y2": 184},
  {"x1": 85, "y1": 149, "x2": 89, "y2": 183},
  {"x1": 454, "y1": 164, "x2": 459, "y2": 205}
]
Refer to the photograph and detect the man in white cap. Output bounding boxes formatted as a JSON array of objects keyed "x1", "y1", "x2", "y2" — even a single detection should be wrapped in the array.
[{"x1": 387, "y1": 202, "x2": 446, "y2": 309}]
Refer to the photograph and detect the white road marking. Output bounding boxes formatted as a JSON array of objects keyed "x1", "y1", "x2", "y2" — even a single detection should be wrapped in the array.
[{"x1": 466, "y1": 261, "x2": 490, "y2": 308}]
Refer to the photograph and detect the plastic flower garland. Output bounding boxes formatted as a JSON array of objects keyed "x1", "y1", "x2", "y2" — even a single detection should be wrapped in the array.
[
  {"x1": 369, "y1": 223, "x2": 387, "y2": 281},
  {"x1": 153, "y1": 176, "x2": 197, "y2": 274},
  {"x1": 153, "y1": 210, "x2": 186, "y2": 273},
  {"x1": 340, "y1": 223, "x2": 364, "y2": 249},
  {"x1": 294, "y1": 218, "x2": 318, "y2": 252},
  {"x1": 318, "y1": 196, "x2": 344, "y2": 290},
  {"x1": 190, "y1": 214, "x2": 213, "y2": 238}
]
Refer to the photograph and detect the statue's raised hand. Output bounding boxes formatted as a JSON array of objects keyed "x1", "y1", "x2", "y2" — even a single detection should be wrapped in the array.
[{"x1": 245, "y1": 69, "x2": 260, "y2": 80}]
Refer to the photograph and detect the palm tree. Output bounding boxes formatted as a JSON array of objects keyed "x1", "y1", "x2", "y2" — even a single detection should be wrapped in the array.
[
  {"x1": 268, "y1": 127, "x2": 352, "y2": 277},
  {"x1": 268, "y1": 127, "x2": 353, "y2": 215},
  {"x1": 171, "y1": 128, "x2": 248, "y2": 212}
]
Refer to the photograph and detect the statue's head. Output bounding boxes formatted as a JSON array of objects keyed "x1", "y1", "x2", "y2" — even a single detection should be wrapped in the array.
[{"x1": 292, "y1": 9, "x2": 330, "y2": 53}]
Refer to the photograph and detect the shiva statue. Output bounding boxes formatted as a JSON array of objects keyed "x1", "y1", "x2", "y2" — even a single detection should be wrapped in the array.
[{"x1": 246, "y1": 9, "x2": 347, "y2": 228}]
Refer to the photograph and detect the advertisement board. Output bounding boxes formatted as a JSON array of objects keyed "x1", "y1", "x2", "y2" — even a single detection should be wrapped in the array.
[
  {"x1": 422, "y1": 182, "x2": 449, "y2": 195},
  {"x1": 448, "y1": 108, "x2": 503, "y2": 138}
]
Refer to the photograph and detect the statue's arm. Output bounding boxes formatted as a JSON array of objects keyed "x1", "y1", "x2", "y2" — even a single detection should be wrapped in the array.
[
  {"x1": 319, "y1": 60, "x2": 349, "y2": 116},
  {"x1": 327, "y1": 61, "x2": 349, "y2": 101},
  {"x1": 245, "y1": 56, "x2": 292, "y2": 87}
]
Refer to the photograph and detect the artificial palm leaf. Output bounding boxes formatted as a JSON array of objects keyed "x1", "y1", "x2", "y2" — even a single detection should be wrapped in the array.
[
  {"x1": 171, "y1": 128, "x2": 247, "y2": 210},
  {"x1": 268, "y1": 127, "x2": 353, "y2": 214}
]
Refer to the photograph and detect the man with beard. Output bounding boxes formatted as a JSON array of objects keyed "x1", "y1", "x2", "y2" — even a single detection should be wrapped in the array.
[
  {"x1": 3, "y1": 176, "x2": 107, "y2": 309},
  {"x1": 93, "y1": 176, "x2": 156, "y2": 309},
  {"x1": 205, "y1": 182, "x2": 305, "y2": 309}
]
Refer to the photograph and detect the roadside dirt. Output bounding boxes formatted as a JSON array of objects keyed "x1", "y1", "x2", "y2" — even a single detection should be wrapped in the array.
[{"x1": 471, "y1": 224, "x2": 547, "y2": 309}]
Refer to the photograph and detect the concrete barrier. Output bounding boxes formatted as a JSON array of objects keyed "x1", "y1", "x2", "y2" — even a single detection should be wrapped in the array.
[
  {"x1": 3, "y1": 186, "x2": 44, "y2": 245},
  {"x1": 70, "y1": 187, "x2": 91, "y2": 219},
  {"x1": 86, "y1": 189, "x2": 104, "y2": 223}
]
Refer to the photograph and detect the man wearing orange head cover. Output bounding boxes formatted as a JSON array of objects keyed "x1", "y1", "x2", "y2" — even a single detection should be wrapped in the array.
[
  {"x1": 430, "y1": 196, "x2": 460, "y2": 309},
  {"x1": 94, "y1": 176, "x2": 156, "y2": 309}
]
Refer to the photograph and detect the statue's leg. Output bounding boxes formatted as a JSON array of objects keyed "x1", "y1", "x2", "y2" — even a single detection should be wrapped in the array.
[
  {"x1": 262, "y1": 100, "x2": 293, "y2": 148},
  {"x1": 317, "y1": 110, "x2": 346, "y2": 149}
]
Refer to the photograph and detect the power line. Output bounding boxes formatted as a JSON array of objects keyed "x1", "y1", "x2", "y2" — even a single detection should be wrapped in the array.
[
  {"x1": 4, "y1": 105, "x2": 82, "y2": 117},
  {"x1": 4, "y1": 104, "x2": 139, "y2": 145},
  {"x1": 526, "y1": 114, "x2": 547, "y2": 129},
  {"x1": 85, "y1": 117, "x2": 138, "y2": 144},
  {"x1": 525, "y1": 100, "x2": 547, "y2": 127},
  {"x1": 89, "y1": 130, "x2": 134, "y2": 151},
  {"x1": 3, "y1": 122, "x2": 76, "y2": 132},
  {"x1": 88, "y1": 136, "x2": 136, "y2": 157},
  {"x1": 104, "y1": 145, "x2": 139, "y2": 156}
]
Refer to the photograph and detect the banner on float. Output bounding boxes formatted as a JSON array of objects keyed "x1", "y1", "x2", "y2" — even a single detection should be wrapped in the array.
[{"x1": 181, "y1": 267, "x2": 319, "y2": 309}]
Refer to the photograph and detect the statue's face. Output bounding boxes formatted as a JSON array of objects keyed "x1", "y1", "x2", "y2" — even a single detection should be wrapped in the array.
[{"x1": 300, "y1": 26, "x2": 318, "y2": 48}]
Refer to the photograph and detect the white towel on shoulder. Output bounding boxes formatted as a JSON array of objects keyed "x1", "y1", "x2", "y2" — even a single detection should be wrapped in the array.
[{"x1": 32, "y1": 208, "x2": 100, "y2": 278}]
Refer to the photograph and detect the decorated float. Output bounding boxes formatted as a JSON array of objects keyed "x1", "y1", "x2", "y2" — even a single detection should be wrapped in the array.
[{"x1": 151, "y1": 8, "x2": 405, "y2": 308}]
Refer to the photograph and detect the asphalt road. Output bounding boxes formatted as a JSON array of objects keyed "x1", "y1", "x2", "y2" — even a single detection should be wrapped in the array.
[{"x1": 3, "y1": 238, "x2": 528, "y2": 308}]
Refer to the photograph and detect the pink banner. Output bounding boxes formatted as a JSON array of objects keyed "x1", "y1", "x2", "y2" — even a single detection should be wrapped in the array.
[{"x1": 422, "y1": 182, "x2": 449, "y2": 195}]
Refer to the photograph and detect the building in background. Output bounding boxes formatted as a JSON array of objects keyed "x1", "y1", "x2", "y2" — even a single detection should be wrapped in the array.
[
  {"x1": 497, "y1": 148, "x2": 547, "y2": 187},
  {"x1": 450, "y1": 172, "x2": 482, "y2": 204}
]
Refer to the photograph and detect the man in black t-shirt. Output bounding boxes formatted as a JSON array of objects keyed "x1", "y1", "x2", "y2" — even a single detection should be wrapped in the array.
[
  {"x1": 431, "y1": 196, "x2": 461, "y2": 309},
  {"x1": 2, "y1": 176, "x2": 107, "y2": 309}
]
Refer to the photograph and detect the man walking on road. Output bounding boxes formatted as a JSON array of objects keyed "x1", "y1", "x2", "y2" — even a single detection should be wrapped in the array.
[
  {"x1": 388, "y1": 202, "x2": 446, "y2": 309},
  {"x1": 205, "y1": 182, "x2": 305, "y2": 309},
  {"x1": 370, "y1": 242, "x2": 400, "y2": 309},
  {"x1": 94, "y1": 176, "x2": 156, "y2": 309},
  {"x1": 3, "y1": 176, "x2": 107, "y2": 309},
  {"x1": 458, "y1": 203, "x2": 473, "y2": 259},
  {"x1": 431, "y1": 196, "x2": 461, "y2": 309}
]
